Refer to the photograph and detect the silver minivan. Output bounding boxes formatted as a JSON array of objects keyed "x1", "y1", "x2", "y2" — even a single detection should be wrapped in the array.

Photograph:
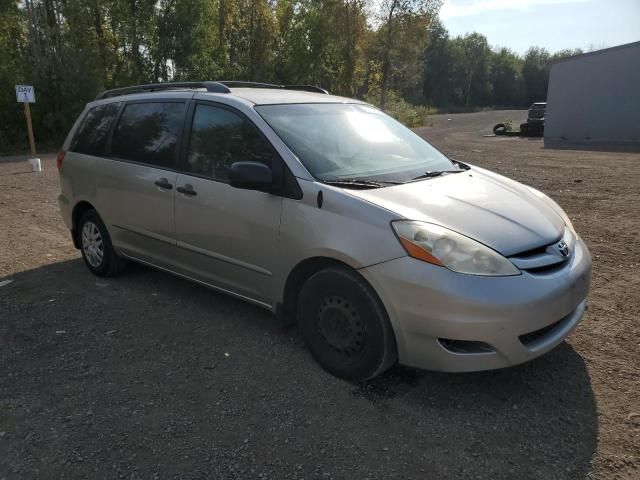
[{"x1": 58, "y1": 81, "x2": 592, "y2": 381}]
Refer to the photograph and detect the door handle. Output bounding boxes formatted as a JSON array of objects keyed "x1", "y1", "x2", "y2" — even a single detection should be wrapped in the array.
[
  {"x1": 177, "y1": 184, "x2": 197, "y2": 196},
  {"x1": 154, "y1": 178, "x2": 173, "y2": 190}
]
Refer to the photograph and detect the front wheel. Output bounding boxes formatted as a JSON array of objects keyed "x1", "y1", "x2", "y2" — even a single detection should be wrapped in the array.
[
  {"x1": 298, "y1": 267, "x2": 397, "y2": 381},
  {"x1": 78, "y1": 209, "x2": 127, "y2": 277}
]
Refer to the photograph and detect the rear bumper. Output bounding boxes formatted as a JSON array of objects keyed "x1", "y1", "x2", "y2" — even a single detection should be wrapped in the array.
[
  {"x1": 58, "y1": 193, "x2": 79, "y2": 248},
  {"x1": 58, "y1": 193, "x2": 72, "y2": 229},
  {"x1": 360, "y1": 238, "x2": 592, "y2": 372}
]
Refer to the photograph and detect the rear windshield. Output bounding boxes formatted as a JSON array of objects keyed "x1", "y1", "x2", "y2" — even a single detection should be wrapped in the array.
[{"x1": 255, "y1": 103, "x2": 453, "y2": 183}]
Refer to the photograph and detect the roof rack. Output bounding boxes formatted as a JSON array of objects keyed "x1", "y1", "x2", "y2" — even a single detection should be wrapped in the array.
[
  {"x1": 95, "y1": 80, "x2": 329, "y2": 100},
  {"x1": 283, "y1": 85, "x2": 329, "y2": 94},
  {"x1": 217, "y1": 81, "x2": 328, "y2": 94},
  {"x1": 96, "y1": 81, "x2": 231, "y2": 100},
  {"x1": 218, "y1": 81, "x2": 282, "y2": 89}
]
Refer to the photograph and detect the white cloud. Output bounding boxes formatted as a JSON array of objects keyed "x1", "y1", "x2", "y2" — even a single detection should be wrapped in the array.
[{"x1": 440, "y1": 0, "x2": 590, "y2": 19}]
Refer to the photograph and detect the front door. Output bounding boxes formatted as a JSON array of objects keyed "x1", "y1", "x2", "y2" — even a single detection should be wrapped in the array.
[{"x1": 173, "y1": 103, "x2": 283, "y2": 305}]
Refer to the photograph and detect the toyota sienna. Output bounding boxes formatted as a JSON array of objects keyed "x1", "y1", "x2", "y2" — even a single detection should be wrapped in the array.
[{"x1": 57, "y1": 81, "x2": 592, "y2": 381}]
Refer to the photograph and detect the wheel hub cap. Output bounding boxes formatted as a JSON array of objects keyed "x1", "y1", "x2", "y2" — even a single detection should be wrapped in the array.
[
  {"x1": 81, "y1": 221, "x2": 104, "y2": 268},
  {"x1": 317, "y1": 296, "x2": 365, "y2": 356}
]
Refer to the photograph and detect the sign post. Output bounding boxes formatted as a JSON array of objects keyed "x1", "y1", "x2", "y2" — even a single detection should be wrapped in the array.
[{"x1": 15, "y1": 85, "x2": 36, "y2": 156}]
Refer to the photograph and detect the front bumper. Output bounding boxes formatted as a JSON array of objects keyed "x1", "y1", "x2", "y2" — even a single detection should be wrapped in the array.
[{"x1": 360, "y1": 238, "x2": 592, "y2": 372}]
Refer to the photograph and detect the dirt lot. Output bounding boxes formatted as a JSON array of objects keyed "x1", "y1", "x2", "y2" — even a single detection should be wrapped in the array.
[{"x1": 1, "y1": 110, "x2": 638, "y2": 479}]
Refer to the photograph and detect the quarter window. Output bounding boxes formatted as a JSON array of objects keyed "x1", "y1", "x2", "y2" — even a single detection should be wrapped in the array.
[
  {"x1": 111, "y1": 102, "x2": 186, "y2": 168},
  {"x1": 187, "y1": 104, "x2": 276, "y2": 181},
  {"x1": 70, "y1": 102, "x2": 121, "y2": 156}
]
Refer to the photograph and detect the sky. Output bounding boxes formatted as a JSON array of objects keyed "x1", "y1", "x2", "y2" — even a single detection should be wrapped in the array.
[{"x1": 440, "y1": 0, "x2": 640, "y2": 55}]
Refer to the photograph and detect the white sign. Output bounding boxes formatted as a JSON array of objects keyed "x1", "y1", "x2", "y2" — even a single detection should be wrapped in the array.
[{"x1": 16, "y1": 85, "x2": 36, "y2": 103}]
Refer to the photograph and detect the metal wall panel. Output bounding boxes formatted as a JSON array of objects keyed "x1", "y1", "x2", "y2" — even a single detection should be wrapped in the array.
[{"x1": 545, "y1": 42, "x2": 640, "y2": 151}]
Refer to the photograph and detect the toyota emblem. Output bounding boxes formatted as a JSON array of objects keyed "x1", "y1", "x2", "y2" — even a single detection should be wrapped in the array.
[{"x1": 557, "y1": 241, "x2": 569, "y2": 257}]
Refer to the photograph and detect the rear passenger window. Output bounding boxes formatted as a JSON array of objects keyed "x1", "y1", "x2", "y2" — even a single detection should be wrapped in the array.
[
  {"x1": 111, "y1": 102, "x2": 185, "y2": 168},
  {"x1": 187, "y1": 104, "x2": 277, "y2": 181},
  {"x1": 70, "y1": 102, "x2": 121, "y2": 156}
]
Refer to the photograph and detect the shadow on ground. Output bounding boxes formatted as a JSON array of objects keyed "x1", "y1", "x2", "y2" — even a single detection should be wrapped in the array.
[{"x1": 0, "y1": 259, "x2": 597, "y2": 479}]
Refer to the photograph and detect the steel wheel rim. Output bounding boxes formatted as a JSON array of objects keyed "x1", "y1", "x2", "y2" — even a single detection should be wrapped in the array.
[
  {"x1": 81, "y1": 221, "x2": 104, "y2": 268},
  {"x1": 317, "y1": 295, "x2": 366, "y2": 357}
]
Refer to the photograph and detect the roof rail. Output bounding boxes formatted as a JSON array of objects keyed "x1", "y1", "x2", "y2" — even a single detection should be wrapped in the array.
[
  {"x1": 218, "y1": 81, "x2": 282, "y2": 89},
  {"x1": 283, "y1": 85, "x2": 329, "y2": 94},
  {"x1": 95, "y1": 81, "x2": 231, "y2": 100},
  {"x1": 218, "y1": 81, "x2": 328, "y2": 94},
  {"x1": 95, "y1": 80, "x2": 329, "y2": 100}
]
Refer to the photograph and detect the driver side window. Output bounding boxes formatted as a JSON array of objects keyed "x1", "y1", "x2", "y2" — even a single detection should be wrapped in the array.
[{"x1": 187, "y1": 104, "x2": 276, "y2": 182}]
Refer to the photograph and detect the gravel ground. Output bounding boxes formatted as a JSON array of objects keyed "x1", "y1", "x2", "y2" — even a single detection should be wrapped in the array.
[{"x1": 1, "y1": 110, "x2": 638, "y2": 479}]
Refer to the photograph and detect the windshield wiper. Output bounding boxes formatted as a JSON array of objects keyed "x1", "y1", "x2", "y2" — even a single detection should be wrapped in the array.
[
  {"x1": 322, "y1": 178, "x2": 402, "y2": 189},
  {"x1": 409, "y1": 170, "x2": 464, "y2": 182}
]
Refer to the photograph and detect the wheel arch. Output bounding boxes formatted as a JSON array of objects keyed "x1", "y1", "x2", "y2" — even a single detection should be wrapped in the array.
[
  {"x1": 278, "y1": 256, "x2": 389, "y2": 329},
  {"x1": 71, "y1": 200, "x2": 97, "y2": 249}
]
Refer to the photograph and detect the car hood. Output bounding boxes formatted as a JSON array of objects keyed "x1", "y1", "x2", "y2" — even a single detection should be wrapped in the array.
[{"x1": 347, "y1": 167, "x2": 565, "y2": 256}]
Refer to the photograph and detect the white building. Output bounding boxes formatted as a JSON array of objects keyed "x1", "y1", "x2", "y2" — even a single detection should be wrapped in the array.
[{"x1": 544, "y1": 41, "x2": 640, "y2": 151}]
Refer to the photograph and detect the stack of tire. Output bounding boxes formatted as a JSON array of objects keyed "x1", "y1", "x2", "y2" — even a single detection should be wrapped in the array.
[{"x1": 521, "y1": 122, "x2": 544, "y2": 137}]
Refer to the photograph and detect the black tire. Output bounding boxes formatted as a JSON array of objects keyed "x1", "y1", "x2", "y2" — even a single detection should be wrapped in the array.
[
  {"x1": 493, "y1": 123, "x2": 507, "y2": 135},
  {"x1": 297, "y1": 267, "x2": 397, "y2": 381},
  {"x1": 529, "y1": 124, "x2": 544, "y2": 137},
  {"x1": 77, "y1": 209, "x2": 127, "y2": 277}
]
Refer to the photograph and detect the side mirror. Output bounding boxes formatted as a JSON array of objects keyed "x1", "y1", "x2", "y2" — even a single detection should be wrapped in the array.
[{"x1": 229, "y1": 161, "x2": 273, "y2": 192}]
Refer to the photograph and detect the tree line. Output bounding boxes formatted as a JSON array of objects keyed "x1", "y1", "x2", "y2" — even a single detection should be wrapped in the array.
[
  {"x1": 0, "y1": 0, "x2": 580, "y2": 153},
  {"x1": 422, "y1": 20, "x2": 583, "y2": 110}
]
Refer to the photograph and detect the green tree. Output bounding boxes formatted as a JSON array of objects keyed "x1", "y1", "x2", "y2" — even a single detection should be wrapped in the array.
[
  {"x1": 490, "y1": 47, "x2": 524, "y2": 107},
  {"x1": 522, "y1": 46, "x2": 551, "y2": 104},
  {"x1": 373, "y1": 0, "x2": 442, "y2": 108},
  {"x1": 0, "y1": 0, "x2": 28, "y2": 150},
  {"x1": 155, "y1": 0, "x2": 224, "y2": 80},
  {"x1": 0, "y1": 1, "x2": 589, "y2": 152},
  {"x1": 422, "y1": 18, "x2": 451, "y2": 106},
  {"x1": 457, "y1": 32, "x2": 492, "y2": 107},
  {"x1": 272, "y1": 0, "x2": 368, "y2": 96}
]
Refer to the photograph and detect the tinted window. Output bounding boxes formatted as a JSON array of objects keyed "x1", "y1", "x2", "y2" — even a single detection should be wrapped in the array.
[
  {"x1": 187, "y1": 104, "x2": 276, "y2": 181},
  {"x1": 70, "y1": 102, "x2": 121, "y2": 156},
  {"x1": 111, "y1": 102, "x2": 186, "y2": 168}
]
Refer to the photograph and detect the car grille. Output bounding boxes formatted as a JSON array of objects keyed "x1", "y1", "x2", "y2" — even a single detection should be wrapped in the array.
[{"x1": 508, "y1": 238, "x2": 570, "y2": 275}]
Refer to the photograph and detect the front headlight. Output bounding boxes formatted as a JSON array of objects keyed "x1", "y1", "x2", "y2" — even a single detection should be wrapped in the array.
[
  {"x1": 392, "y1": 221, "x2": 520, "y2": 276},
  {"x1": 528, "y1": 187, "x2": 576, "y2": 234}
]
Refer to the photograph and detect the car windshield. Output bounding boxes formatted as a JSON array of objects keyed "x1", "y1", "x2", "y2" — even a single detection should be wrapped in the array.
[{"x1": 255, "y1": 103, "x2": 455, "y2": 184}]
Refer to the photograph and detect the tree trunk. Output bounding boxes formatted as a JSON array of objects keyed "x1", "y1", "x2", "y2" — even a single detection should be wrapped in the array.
[
  {"x1": 465, "y1": 68, "x2": 473, "y2": 107},
  {"x1": 248, "y1": 0, "x2": 256, "y2": 79},
  {"x1": 92, "y1": 3, "x2": 109, "y2": 85},
  {"x1": 380, "y1": 0, "x2": 397, "y2": 109}
]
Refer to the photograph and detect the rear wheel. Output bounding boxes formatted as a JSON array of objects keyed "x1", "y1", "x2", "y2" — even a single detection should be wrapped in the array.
[
  {"x1": 78, "y1": 209, "x2": 127, "y2": 277},
  {"x1": 298, "y1": 267, "x2": 397, "y2": 381}
]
